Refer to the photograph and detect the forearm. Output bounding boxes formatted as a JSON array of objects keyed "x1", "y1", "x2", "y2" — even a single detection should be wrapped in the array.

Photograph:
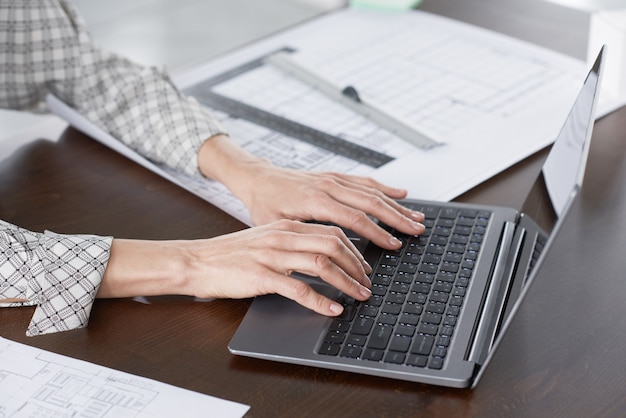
[{"x1": 97, "y1": 239, "x2": 190, "y2": 299}]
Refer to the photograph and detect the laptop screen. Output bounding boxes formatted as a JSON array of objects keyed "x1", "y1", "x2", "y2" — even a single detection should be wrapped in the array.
[{"x1": 519, "y1": 49, "x2": 602, "y2": 235}]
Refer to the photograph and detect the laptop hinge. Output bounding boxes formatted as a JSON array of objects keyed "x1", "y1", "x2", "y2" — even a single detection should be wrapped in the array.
[{"x1": 467, "y1": 221, "x2": 523, "y2": 365}]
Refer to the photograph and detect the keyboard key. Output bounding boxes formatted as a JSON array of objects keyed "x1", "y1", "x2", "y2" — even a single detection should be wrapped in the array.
[
  {"x1": 352, "y1": 317, "x2": 374, "y2": 335},
  {"x1": 426, "y1": 302, "x2": 446, "y2": 314},
  {"x1": 436, "y1": 219, "x2": 455, "y2": 228},
  {"x1": 329, "y1": 320, "x2": 350, "y2": 333},
  {"x1": 324, "y1": 332, "x2": 345, "y2": 344},
  {"x1": 411, "y1": 335, "x2": 435, "y2": 356},
  {"x1": 389, "y1": 336, "x2": 411, "y2": 353},
  {"x1": 422, "y1": 312, "x2": 442, "y2": 325},
  {"x1": 384, "y1": 351, "x2": 406, "y2": 364},
  {"x1": 430, "y1": 236, "x2": 448, "y2": 246},
  {"x1": 418, "y1": 323, "x2": 439, "y2": 335},
  {"x1": 386, "y1": 291, "x2": 407, "y2": 303},
  {"x1": 398, "y1": 263, "x2": 418, "y2": 274},
  {"x1": 444, "y1": 253, "x2": 462, "y2": 263},
  {"x1": 447, "y1": 305, "x2": 461, "y2": 317},
  {"x1": 421, "y1": 206, "x2": 439, "y2": 219},
  {"x1": 443, "y1": 316, "x2": 457, "y2": 327},
  {"x1": 381, "y1": 303, "x2": 402, "y2": 315},
  {"x1": 429, "y1": 357, "x2": 444, "y2": 370},
  {"x1": 436, "y1": 335, "x2": 451, "y2": 347},
  {"x1": 358, "y1": 305, "x2": 378, "y2": 317},
  {"x1": 440, "y1": 326, "x2": 454, "y2": 336},
  {"x1": 378, "y1": 313, "x2": 398, "y2": 326},
  {"x1": 341, "y1": 345, "x2": 362, "y2": 358},
  {"x1": 346, "y1": 334, "x2": 367, "y2": 346},
  {"x1": 372, "y1": 274, "x2": 392, "y2": 286},
  {"x1": 433, "y1": 347, "x2": 448, "y2": 358},
  {"x1": 371, "y1": 285, "x2": 388, "y2": 296},
  {"x1": 411, "y1": 283, "x2": 431, "y2": 294},
  {"x1": 426, "y1": 245, "x2": 444, "y2": 255},
  {"x1": 423, "y1": 254, "x2": 442, "y2": 264},
  {"x1": 440, "y1": 208, "x2": 458, "y2": 219},
  {"x1": 408, "y1": 292, "x2": 427, "y2": 305},
  {"x1": 459, "y1": 209, "x2": 478, "y2": 218},
  {"x1": 368, "y1": 324, "x2": 393, "y2": 349},
  {"x1": 407, "y1": 355, "x2": 428, "y2": 367},
  {"x1": 437, "y1": 273, "x2": 456, "y2": 283},
  {"x1": 366, "y1": 295, "x2": 383, "y2": 307},
  {"x1": 433, "y1": 282, "x2": 452, "y2": 293},
  {"x1": 454, "y1": 226, "x2": 472, "y2": 236},
  {"x1": 396, "y1": 324, "x2": 416, "y2": 337},
  {"x1": 441, "y1": 263, "x2": 459, "y2": 273},
  {"x1": 419, "y1": 264, "x2": 438, "y2": 274},
  {"x1": 415, "y1": 273, "x2": 435, "y2": 284},
  {"x1": 319, "y1": 342, "x2": 340, "y2": 356},
  {"x1": 399, "y1": 313, "x2": 420, "y2": 326},
  {"x1": 429, "y1": 292, "x2": 448, "y2": 304},
  {"x1": 402, "y1": 253, "x2": 421, "y2": 263},
  {"x1": 403, "y1": 303, "x2": 423, "y2": 316},
  {"x1": 363, "y1": 349, "x2": 384, "y2": 361},
  {"x1": 375, "y1": 265, "x2": 396, "y2": 275}
]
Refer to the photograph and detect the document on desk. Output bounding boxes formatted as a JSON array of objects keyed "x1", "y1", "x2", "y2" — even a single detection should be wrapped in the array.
[
  {"x1": 48, "y1": 8, "x2": 624, "y2": 226},
  {"x1": 0, "y1": 337, "x2": 250, "y2": 417}
]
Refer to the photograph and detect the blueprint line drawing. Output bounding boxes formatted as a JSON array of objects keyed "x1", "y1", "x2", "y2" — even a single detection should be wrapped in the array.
[{"x1": 0, "y1": 337, "x2": 249, "y2": 418}]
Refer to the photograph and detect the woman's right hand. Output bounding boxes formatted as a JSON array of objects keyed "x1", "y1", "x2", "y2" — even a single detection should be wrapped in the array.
[{"x1": 99, "y1": 220, "x2": 373, "y2": 316}]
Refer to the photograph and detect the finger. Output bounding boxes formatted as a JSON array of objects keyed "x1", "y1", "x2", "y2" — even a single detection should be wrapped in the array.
[
  {"x1": 307, "y1": 175, "x2": 425, "y2": 238},
  {"x1": 301, "y1": 197, "x2": 419, "y2": 250},
  {"x1": 271, "y1": 220, "x2": 372, "y2": 278},
  {"x1": 321, "y1": 205, "x2": 405, "y2": 250},
  {"x1": 270, "y1": 274, "x2": 346, "y2": 316},
  {"x1": 262, "y1": 250, "x2": 372, "y2": 305},
  {"x1": 327, "y1": 175, "x2": 426, "y2": 227},
  {"x1": 325, "y1": 172, "x2": 409, "y2": 200},
  {"x1": 334, "y1": 189, "x2": 425, "y2": 237}
]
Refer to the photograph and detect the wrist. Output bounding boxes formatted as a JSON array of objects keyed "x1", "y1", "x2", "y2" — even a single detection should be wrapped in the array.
[
  {"x1": 197, "y1": 134, "x2": 271, "y2": 204},
  {"x1": 98, "y1": 239, "x2": 189, "y2": 298}
]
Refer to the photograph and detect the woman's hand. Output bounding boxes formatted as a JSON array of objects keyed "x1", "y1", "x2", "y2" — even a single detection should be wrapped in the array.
[
  {"x1": 99, "y1": 220, "x2": 373, "y2": 316},
  {"x1": 198, "y1": 135, "x2": 425, "y2": 249}
]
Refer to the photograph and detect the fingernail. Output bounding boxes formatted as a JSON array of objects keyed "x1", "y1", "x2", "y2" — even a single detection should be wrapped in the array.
[
  {"x1": 411, "y1": 221, "x2": 425, "y2": 232},
  {"x1": 359, "y1": 286, "x2": 372, "y2": 299},
  {"x1": 409, "y1": 211, "x2": 424, "y2": 221},
  {"x1": 330, "y1": 302, "x2": 344, "y2": 315},
  {"x1": 389, "y1": 236, "x2": 402, "y2": 247}
]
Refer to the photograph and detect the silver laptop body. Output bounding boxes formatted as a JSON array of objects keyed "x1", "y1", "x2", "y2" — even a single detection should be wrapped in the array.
[{"x1": 228, "y1": 48, "x2": 604, "y2": 388}]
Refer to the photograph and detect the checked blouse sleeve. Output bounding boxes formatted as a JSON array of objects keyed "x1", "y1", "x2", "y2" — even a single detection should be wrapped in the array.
[
  {"x1": 0, "y1": 220, "x2": 112, "y2": 336},
  {"x1": 0, "y1": 0, "x2": 226, "y2": 177}
]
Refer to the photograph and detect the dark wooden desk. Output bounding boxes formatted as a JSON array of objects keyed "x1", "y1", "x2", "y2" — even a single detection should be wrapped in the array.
[{"x1": 2, "y1": 103, "x2": 626, "y2": 417}]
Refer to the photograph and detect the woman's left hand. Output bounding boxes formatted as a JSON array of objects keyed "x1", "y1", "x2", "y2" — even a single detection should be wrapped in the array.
[{"x1": 198, "y1": 134, "x2": 425, "y2": 249}]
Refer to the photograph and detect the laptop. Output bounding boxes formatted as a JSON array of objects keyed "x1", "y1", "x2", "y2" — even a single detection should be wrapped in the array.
[{"x1": 228, "y1": 48, "x2": 605, "y2": 388}]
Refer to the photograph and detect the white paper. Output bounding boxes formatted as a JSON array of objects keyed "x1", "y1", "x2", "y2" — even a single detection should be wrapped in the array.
[
  {"x1": 588, "y1": 9, "x2": 626, "y2": 97},
  {"x1": 0, "y1": 337, "x2": 250, "y2": 418},
  {"x1": 48, "y1": 8, "x2": 626, "y2": 228}
]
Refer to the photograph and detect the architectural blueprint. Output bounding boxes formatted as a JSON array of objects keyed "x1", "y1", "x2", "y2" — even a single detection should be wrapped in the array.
[{"x1": 0, "y1": 337, "x2": 249, "y2": 418}]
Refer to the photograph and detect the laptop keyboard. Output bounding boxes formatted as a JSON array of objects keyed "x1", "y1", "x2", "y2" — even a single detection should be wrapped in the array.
[{"x1": 318, "y1": 203, "x2": 492, "y2": 370}]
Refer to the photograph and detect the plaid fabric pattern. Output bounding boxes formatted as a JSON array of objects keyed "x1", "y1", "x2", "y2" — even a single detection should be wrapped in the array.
[
  {"x1": 0, "y1": 0, "x2": 226, "y2": 335},
  {"x1": 0, "y1": 221, "x2": 112, "y2": 336},
  {"x1": 0, "y1": 0, "x2": 226, "y2": 177}
]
